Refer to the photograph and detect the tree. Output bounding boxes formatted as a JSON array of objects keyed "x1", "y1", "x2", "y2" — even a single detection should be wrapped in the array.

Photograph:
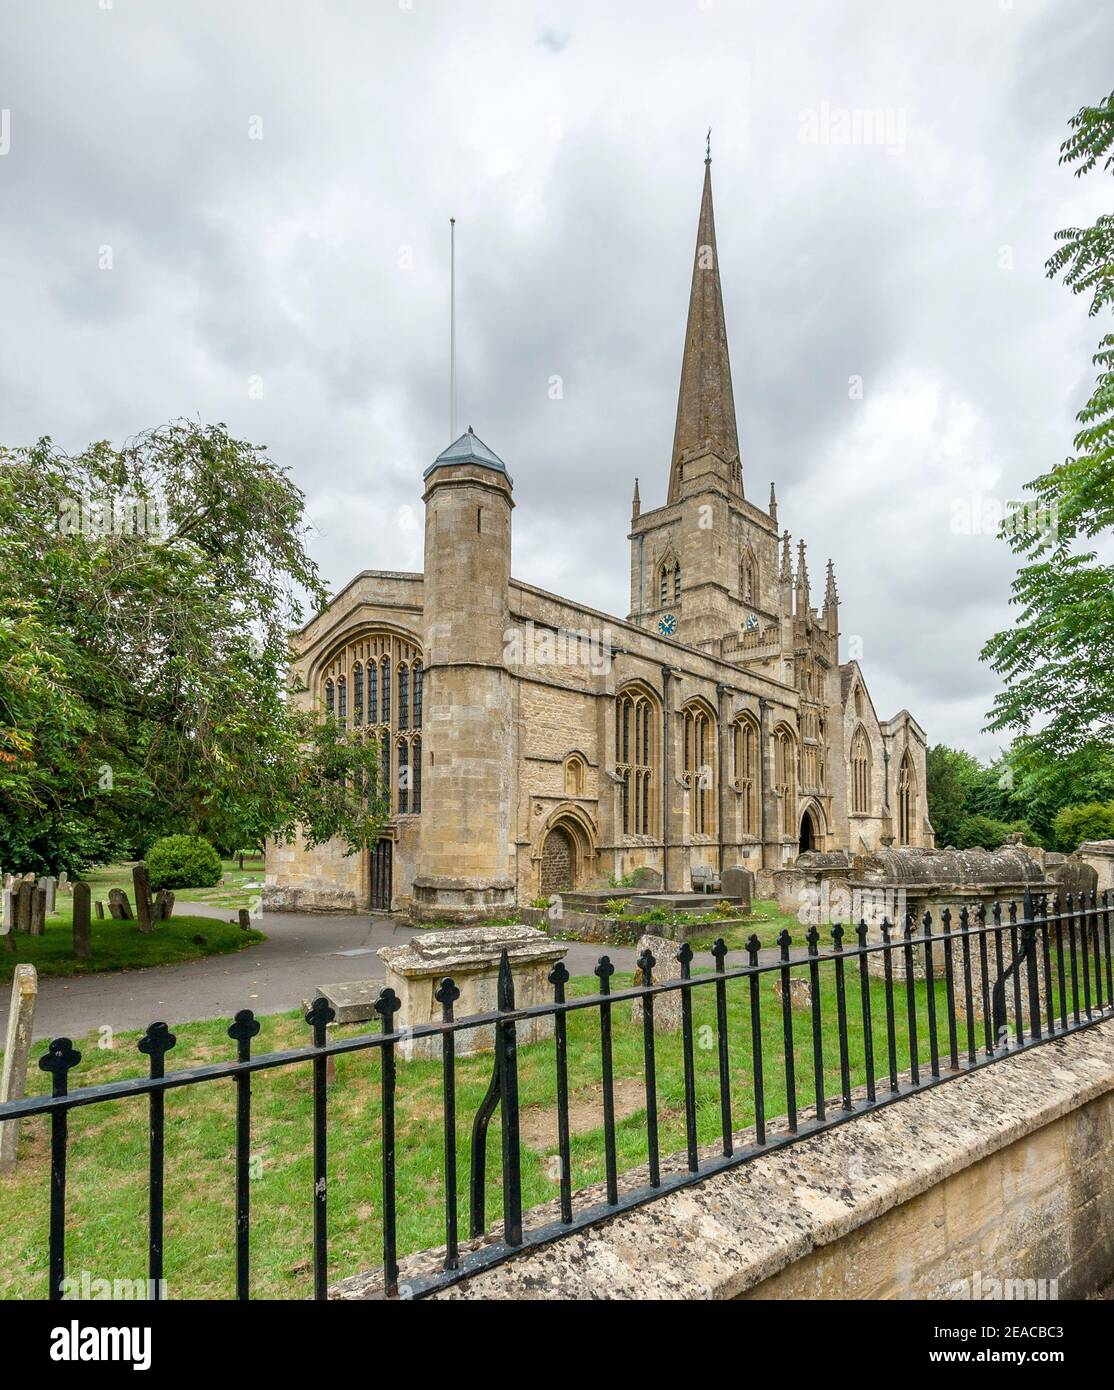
[
  {"x1": 0, "y1": 421, "x2": 385, "y2": 872},
  {"x1": 953, "y1": 814, "x2": 1015, "y2": 851},
  {"x1": 983, "y1": 91, "x2": 1114, "y2": 759},
  {"x1": 925, "y1": 744, "x2": 981, "y2": 846},
  {"x1": 1051, "y1": 801, "x2": 1114, "y2": 854}
]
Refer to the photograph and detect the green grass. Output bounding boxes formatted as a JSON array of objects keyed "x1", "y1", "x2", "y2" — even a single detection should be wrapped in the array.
[
  {"x1": 687, "y1": 898, "x2": 799, "y2": 952},
  {"x1": 0, "y1": 962, "x2": 952, "y2": 1300},
  {"x1": 72, "y1": 858, "x2": 265, "y2": 915},
  {"x1": 1, "y1": 859, "x2": 266, "y2": 981},
  {"x1": 0, "y1": 915, "x2": 264, "y2": 982}
]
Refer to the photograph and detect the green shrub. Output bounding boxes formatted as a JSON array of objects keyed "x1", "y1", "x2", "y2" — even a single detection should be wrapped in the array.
[
  {"x1": 1051, "y1": 801, "x2": 1114, "y2": 854},
  {"x1": 146, "y1": 835, "x2": 223, "y2": 891},
  {"x1": 603, "y1": 898, "x2": 628, "y2": 916},
  {"x1": 530, "y1": 895, "x2": 552, "y2": 909},
  {"x1": 953, "y1": 815, "x2": 1013, "y2": 850},
  {"x1": 713, "y1": 899, "x2": 738, "y2": 918}
]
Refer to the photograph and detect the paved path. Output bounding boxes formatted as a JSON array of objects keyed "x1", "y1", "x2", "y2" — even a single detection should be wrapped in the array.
[{"x1": 0, "y1": 907, "x2": 784, "y2": 1043}]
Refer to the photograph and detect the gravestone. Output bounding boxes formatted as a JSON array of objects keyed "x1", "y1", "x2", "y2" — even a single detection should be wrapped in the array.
[
  {"x1": 39, "y1": 876, "x2": 56, "y2": 916},
  {"x1": 108, "y1": 888, "x2": 133, "y2": 920},
  {"x1": 0, "y1": 964, "x2": 39, "y2": 1169},
  {"x1": 630, "y1": 866, "x2": 662, "y2": 890},
  {"x1": 133, "y1": 864, "x2": 154, "y2": 933},
  {"x1": 28, "y1": 886, "x2": 46, "y2": 936},
  {"x1": 95, "y1": 900, "x2": 105, "y2": 919},
  {"x1": 237, "y1": 908, "x2": 251, "y2": 931},
  {"x1": 721, "y1": 865, "x2": 754, "y2": 914},
  {"x1": 73, "y1": 882, "x2": 92, "y2": 961},
  {"x1": 58, "y1": 870, "x2": 69, "y2": 894},
  {"x1": 774, "y1": 976, "x2": 812, "y2": 1010},
  {"x1": 315, "y1": 979, "x2": 386, "y2": 1025},
  {"x1": 15, "y1": 878, "x2": 33, "y2": 935},
  {"x1": 1, "y1": 885, "x2": 11, "y2": 952},
  {"x1": 630, "y1": 933, "x2": 682, "y2": 1033},
  {"x1": 154, "y1": 890, "x2": 174, "y2": 921}
]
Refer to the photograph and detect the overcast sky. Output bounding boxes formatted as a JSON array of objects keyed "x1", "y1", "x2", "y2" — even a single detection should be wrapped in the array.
[{"x1": 2, "y1": 0, "x2": 1111, "y2": 759}]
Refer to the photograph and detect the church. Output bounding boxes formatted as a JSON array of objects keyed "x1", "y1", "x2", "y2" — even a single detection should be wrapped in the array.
[{"x1": 264, "y1": 155, "x2": 933, "y2": 918}]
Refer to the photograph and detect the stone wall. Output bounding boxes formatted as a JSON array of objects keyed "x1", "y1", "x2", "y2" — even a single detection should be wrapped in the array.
[{"x1": 335, "y1": 1017, "x2": 1114, "y2": 1301}]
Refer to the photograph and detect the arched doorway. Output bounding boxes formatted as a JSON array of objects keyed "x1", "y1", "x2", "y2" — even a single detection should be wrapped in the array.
[
  {"x1": 799, "y1": 808, "x2": 818, "y2": 854},
  {"x1": 540, "y1": 826, "x2": 575, "y2": 895}
]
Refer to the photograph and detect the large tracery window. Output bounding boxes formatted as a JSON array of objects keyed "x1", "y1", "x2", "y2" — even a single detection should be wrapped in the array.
[
  {"x1": 774, "y1": 725, "x2": 797, "y2": 836},
  {"x1": 733, "y1": 713, "x2": 759, "y2": 835},
  {"x1": 319, "y1": 630, "x2": 424, "y2": 816},
  {"x1": 615, "y1": 685, "x2": 658, "y2": 837},
  {"x1": 850, "y1": 726, "x2": 871, "y2": 815},
  {"x1": 682, "y1": 701, "x2": 716, "y2": 836}
]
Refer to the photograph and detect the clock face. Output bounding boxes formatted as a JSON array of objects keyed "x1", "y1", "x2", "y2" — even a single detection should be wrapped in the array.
[
  {"x1": 745, "y1": 614, "x2": 759, "y2": 631},
  {"x1": 658, "y1": 613, "x2": 676, "y2": 636}
]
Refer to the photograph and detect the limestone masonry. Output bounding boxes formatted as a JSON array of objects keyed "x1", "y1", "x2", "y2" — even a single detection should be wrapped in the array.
[{"x1": 265, "y1": 156, "x2": 932, "y2": 918}]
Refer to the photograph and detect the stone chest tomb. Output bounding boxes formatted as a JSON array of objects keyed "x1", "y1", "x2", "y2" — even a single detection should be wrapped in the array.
[{"x1": 376, "y1": 924, "x2": 568, "y2": 1061}]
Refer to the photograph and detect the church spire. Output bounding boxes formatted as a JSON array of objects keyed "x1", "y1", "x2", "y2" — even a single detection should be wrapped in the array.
[
  {"x1": 779, "y1": 529, "x2": 792, "y2": 583},
  {"x1": 667, "y1": 148, "x2": 741, "y2": 504},
  {"x1": 824, "y1": 558, "x2": 838, "y2": 610},
  {"x1": 769, "y1": 481, "x2": 778, "y2": 528},
  {"x1": 631, "y1": 476, "x2": 641, "y2": 520},
  {"x1": 796, "y1": 539, "x2": 810, "y2": 614},
  {"x1": 824, "y1": 558, "x2": 839, "y2": 635}
]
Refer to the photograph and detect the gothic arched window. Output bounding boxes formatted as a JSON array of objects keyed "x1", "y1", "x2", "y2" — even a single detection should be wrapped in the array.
[
  {"x1": 851, "y1": 726, "x2": 871, "y2": 815},
  {"x1": 741, "y1": 552, "x2": 756, "y2": 605},
  {"x1": 318, "y1": 630, "x2": 423, "y2": 816},
  {"x1": 898, "y1": 749, "x2": 916, "y2": 845},
  {"x1": 683, "y1": 701, "x2": 716, "y2": 836},
  {"x1": 615, "y1": 684, "x2": 659, "y2": 836},
  {"x1": 774, "y1": 725, "x2": 797, "y2": 836},
  {"x1": 733, "y1": 713, "x2": 759, "y2": 835},
  {"x1": 398, "y1": 665, "x2": 409, "y2": 731}
]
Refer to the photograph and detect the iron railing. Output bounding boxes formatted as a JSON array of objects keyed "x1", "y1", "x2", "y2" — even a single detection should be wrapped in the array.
[{"x1": 2, "y1": 889, "x2": 1112, "y2": 1300}]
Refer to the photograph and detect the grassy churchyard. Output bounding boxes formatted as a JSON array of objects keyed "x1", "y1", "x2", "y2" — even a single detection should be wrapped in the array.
[
  {"x1": 0, "y1": 858, "x2": 266, "y2": 981},
  {"x1": 0, "y1": 955, "x2": 948, "y2": 1300}
]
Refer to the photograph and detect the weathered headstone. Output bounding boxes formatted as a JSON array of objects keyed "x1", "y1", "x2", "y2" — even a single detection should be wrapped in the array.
[
  {"x1": 95, "y1": 900, "x2": 105, "y2": 919},
  {"x1": 108, "y1": 888, "x2": 133, "y2": 920},
  {"x1": 29, "y1": 886, "x2": 46, "y2": 937},
  {"x1": 39, "y1": 876, "x2": 56, "y2": 916},
  {"x1": 1, "y1": 885, "x2": 11, "y2": 953},
  {"x1": 721, "y1": 865, "x2": 754, "y2": 915},
  {"x1": 58, "y1": 870, "x2": 69, "y2": 893},
  {"x1": 15, "y1": 878, "x2": 33, "y2": 935},
  {"x1": 630, "y1": 866, "x2": 663, "y2": 890},
  {"x1": 237, "y1": 908, "x2": 251, "y2": 931},
  {"x1": 631, "y1": 933, "x2": 682, "y2": 1033},
  {"x1": 133, "y1": 863, "x2": 154, "y2": 933},
  {"x1": 154, "y1": 890, "x2": 174, "y2": 921},
  {"x1": 73, "y1": 881, "x2": 92, "y2": 961},
  {"x1": 0, "y1": 964, "x2": 39, "y2": 1169},
  {"x1": 774, "y1": 976, "x2": 812, "y2": 1010}
]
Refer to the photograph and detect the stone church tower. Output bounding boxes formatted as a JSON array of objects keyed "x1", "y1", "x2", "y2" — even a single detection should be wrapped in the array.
[
  {"x1": 412, "y1": 431, "x2": 517, "y2": 921},
  {"x1": 264, "y1": 153, "x2": 933, "y2": 918}
]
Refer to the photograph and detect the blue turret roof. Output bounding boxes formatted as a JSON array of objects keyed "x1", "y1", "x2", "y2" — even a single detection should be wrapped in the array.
[{"x1": 423, "y1": 426, "x2": 512, "y2": 483}]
